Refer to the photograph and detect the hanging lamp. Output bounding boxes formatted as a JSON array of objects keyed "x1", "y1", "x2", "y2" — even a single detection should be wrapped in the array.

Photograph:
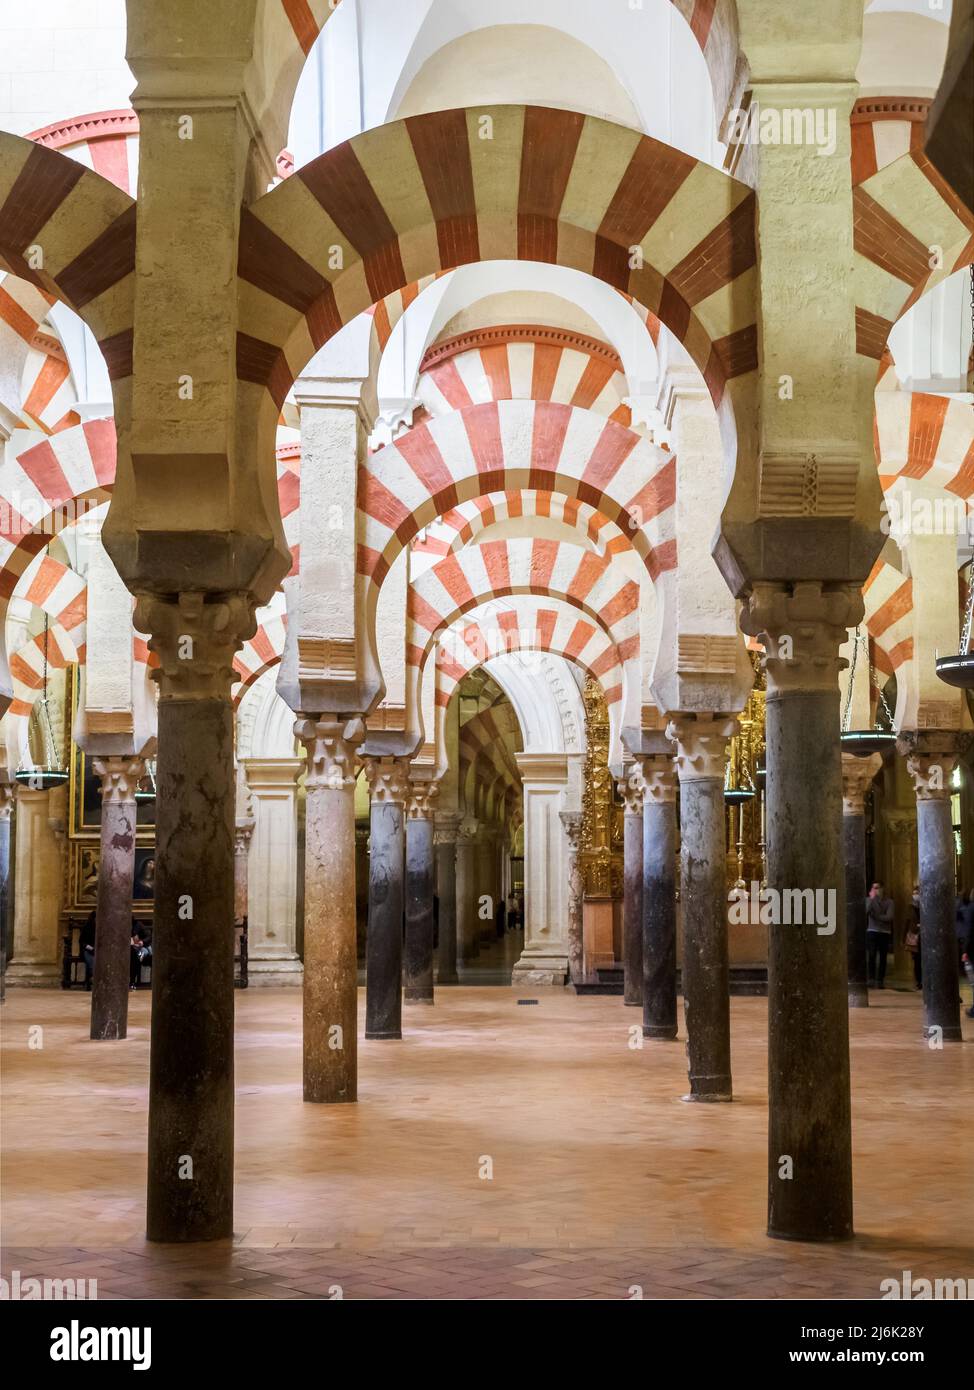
[
  {"x1": 840, "y1": 625, "x2": 897, "y2": 756},
  {"x1": 134, "y1": 759, "x2": 157, "y2": 804},
  {"x1": 935, "y1": 558, "x2": 974, "y2": 691},
  {"x1": 14, "y1": 613, "x2": 69, "y2": 790}
]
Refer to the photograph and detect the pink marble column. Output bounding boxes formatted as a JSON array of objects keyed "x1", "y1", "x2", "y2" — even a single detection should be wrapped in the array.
[{"x1": 89, "y1": 756, "x2": 145, "y2": 1041}]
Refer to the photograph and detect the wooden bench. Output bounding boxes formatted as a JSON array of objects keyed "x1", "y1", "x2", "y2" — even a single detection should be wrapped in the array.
[{"x1": 61, "y1": 913, "x2": 249, "y2": 990}]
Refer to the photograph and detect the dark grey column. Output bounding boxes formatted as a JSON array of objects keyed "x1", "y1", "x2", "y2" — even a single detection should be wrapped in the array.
[
  {"x1": 669, "y1": 716, "x2": 736, "y2": 1102},
  {"x1": 365, "y1": 757, "x2": 408, "y2": 1039},
  {"x1": 901, "y1": 734, "x2": 967, "y2": 1042},
  {"x1": 743, "y1": 582, "x2": 858, "y2": 1244},
  {"x1": 640, "y1": 757, "x2": 678, "y2": 1039},
  {"x1": 621, "y1": 769, "x2": 644, "y2": 1006},
  {"x1": 137, "y1": 590, "x2": 254, "y2": 1243},
  {"x1": 404, "y1": 776, "x2": 437, "y2": 1004},
  {"x1": 841, "y1": 754, "x2": 878, "y2": 1009},
  {"x1": 434, "y1": 815, "x2": 460, "y2": 984},
  {"x1": 0, "y1": 781, "x2": 12, "y2": 1000},
  {"x1": 456, "y1": 824, "x2": 479, "y2": 964},
  {"x1": 89, "y1": 757, "x2": 144, "y2": 1040}
]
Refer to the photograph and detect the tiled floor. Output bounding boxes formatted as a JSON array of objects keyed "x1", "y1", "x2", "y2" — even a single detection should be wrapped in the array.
[{"x1": 1, "y1": 984, "x2": 971, "y2": 1299}]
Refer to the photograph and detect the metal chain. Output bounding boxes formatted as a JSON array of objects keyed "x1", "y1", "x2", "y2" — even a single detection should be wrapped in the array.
[
  {"x1": 841, "y1": 625, "x2": 860, "y2": 731},
  {"x1": 961, "y1": 559, "x2": 974, "y2": 657}
]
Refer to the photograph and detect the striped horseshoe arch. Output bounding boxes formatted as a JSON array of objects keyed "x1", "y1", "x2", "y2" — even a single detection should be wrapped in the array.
[
  {"x1": 236, "y1": 104, "x2": 757, "y2": 470},
  {"x1": 414, "y1": 489, "x2": 638, "y2": 561},
  {"x1": 360, "y1": 399, "x2": 676, "y2": 613},
  {"x1": 874, "y1": 388, "x2": 974, "y2": 499},
  {"x1": 0, "y1": 132, "x2": 135, "y2": 383},
  {"x1": 853, "y1": 150, "x2": 974, "y2": 360}
]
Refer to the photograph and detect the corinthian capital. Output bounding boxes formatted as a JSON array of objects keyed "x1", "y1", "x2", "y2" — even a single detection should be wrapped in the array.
[
  {"x1": 638, "y1": 754, "x2": 677, "y2": 803},
  {"x1": 134, "y1": 591, "x2": 258, "y2": 701},
  {"x1": 406, "y1": 776, "x2": 439, "y2": 820},
  {"x1": 666, "y1": 714, "x2": 738, "y2": 783},
  {"x1": 92, "y1": 756, "x2": 145, "y2": 805},
  {"x1": 897, "y1": 730, "x2": 969, "y2": 803},
  {"x1": 740, "y1": 581, "x2": 863, "y2": 697},
  {"x1": 364, "y1": 755, "x2": 410, "y2": 805},
  {"x1": 840, "y1": 752, "x2": 881, "y2": 817},
  {"x1": 619, "y1": 766, "x2": 645, "y2": 816},
  {"x1": 295, "y1": 715, "x2": 365, "y2": 790}
]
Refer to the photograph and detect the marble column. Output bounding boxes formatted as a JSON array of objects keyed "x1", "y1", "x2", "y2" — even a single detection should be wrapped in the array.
[
  {"x1": 233, "y1": 818, "x2": 254, "y2": 924},
  {"x1": 135, "y1": 592, "x2": 255, "y2": 1243},
  {"x1": 640, "y1": 754, "x2": 679, "y2": 1040},
  {"x1": 900, "y1": 732, "x2": 968, "y2": 1042},
  {"x1": 477, "y1": 830, "x2": 498, "y2": 942},
  {"x1": 841, "y1": 753, "x2": 881, "y2": 1009},
  {"x1": 242, "y1": 757, "x2": 304, "y2": 985},
  {"x1": 742, "y1": 582, "x2": 858, "y2": 1243},
  {"x1": 296, "y1": 716, "x2": 364, "y2": 1102},
  {"x1": 456, "y1": 822, "x2": 479, "y2": 965},
  {"x1": 404, "y1": 776, "x2": 438, "y2": 1004},
  {"x1": 89, "y1": 757, "x2": 144, "y2": 1041},
  {"x1": 6, "y1": 785, "x2": 63, "y2": 986},
  {"x1": 620, "y1": 767, "x2": 645, "y2": 1007},
  {"x1": 364, "y1": 756, "x2": 409, "y2": 1040},
  {"x1": 0, "y1": 780, "x2": 13, "y2": 996},
  {"x1": 434, "y1": 814, "x2": 461, "y2": 984},
  {"x1": 512, "y1": 753, "x2": 569, "y2": 985},
  {"x1": 560, "y1": 811, "x2": 584, "y2": 987},
  {"x1": 668, "y1": 715, "x2": 737, "y2": 1102}
]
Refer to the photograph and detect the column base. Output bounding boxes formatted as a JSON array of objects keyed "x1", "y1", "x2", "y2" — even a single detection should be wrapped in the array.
[
  {"x1": 404, "y1": 989, "x2": 434, "y2": 1004},
  {"x1": 682, "y1": 1079, "x2": 733, "y2": 1103},
  {"x1": 848, "y1": 986, "x2": 869, "y2": 1009},
  {"x1": 643, "y1": 1025, "x2": 679, "y2": 1040},
  {"x1": 436, "y1": 970, "x2": 459, "y2": 985},
  {"x1": 365, "y1": 1028, "x2": 403, "y2": 1040},
  {"x1": 4, "y1": 962, "x2": 60, "y2": 987},
  {"x1": 512, "y1": 954, "x2": 568, "y2": 987},
  {"x1": 247, "y1": 956, "x2": 304, "y2": 987}
]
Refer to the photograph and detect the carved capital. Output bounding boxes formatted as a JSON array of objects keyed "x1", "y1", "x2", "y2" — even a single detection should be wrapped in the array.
[
  {"x1": 0, "y1": 782, "x2": 14, "y2": 820},
  {"x1": 666, "y1": 715, "x2": 738, "y2": 783},
  {"x1": 433, "y1": 812, "x2": 462, "y2": 847},
  {"x1": 897, "y1": 730, "x2": 970, "y2": 803},
  {"x1": 364, "y1": 755, "x2": 410, "y2": 805},
  {"x1": 296, "y1": 715, "x2": 365, "y2": 790},
  {"x1": 741, "y1": 581, "x2": 863, "y2": 696},
  {"x1": 841, "y1": 752, "x2": 881, "y2": 816},
  {"x1": 637, "y1": 754, "x2": 677, "y2": 803},
  {"x1": 560, "y1": 809, "x2": 583, "y2": 851},
  {"x1": 407, "y1": 776, "x2": 439, "y2": 820},
  {"x1": 92, "y1": 756, "x2": 145, "y2": 806},
  {"x1": 134, "y1": 591, "x2": 258, "y2": 701},
  {"x1": 234, "y1": 818, "x2": 256, "y2": 854},
  {"x1": 619, "y1": 767, "x2": 645, "y2": 816}
]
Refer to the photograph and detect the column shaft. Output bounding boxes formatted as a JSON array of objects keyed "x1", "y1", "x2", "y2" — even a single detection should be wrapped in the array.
[
  {"x1": 435, "y1": 824, "x2": 459, "y2": 984},
  {"x1": 917, "y1": 797, "x2": 961, "y2": 1041},
  {"x1": 404, "y1": 813, "x2": 435, "y2": 1003},
  {"x1": 643, "y1": 792, "x2": 678, "y2": 1039},
  {"x1": 365, "y1": 759, "x2": 408, "y2": 1039},
  {"x1": 622, "y1": 788, "x2": 644, "y2": 1007},
  {"x1": 680, "y1": 777, "x2": 732, "y2": 1098},
  {"x1": 90, "y1": 758, "x2": 143, "y2": 1041},
  {"x1": 456, "y1": 832, "x2": 478, "y2": 964}
]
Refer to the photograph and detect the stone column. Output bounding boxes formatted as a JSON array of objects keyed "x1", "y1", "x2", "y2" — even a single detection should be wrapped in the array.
[
  {"x1": 434, "y1": 814, "x2": 461, "y2": 984},
  {"x1": 841, "y1": 753, "x2": 881, "y2": 1008},
  {"x1": 668, "y1": 715, "x2": 737, "y2": 1101},
  {"x1": 741, "y1": 582, "x2": 859, "y2": 1243},
  {"x1": 364, "y1": 756, "x2": 409, "y2": 1040},
  {"x1": 512, "y1": 753, "x2": 569, "y2": 985},
  {"x1": 560, "y1": 811, "x2": 584, "y2": 987},
  {"x1": 233, "y1": 818, "x2": 254, "y2": 924},
  {"x1": 620, "y1": 767, "x2": 645, "y2": 1007},
  {"x1": 477, "y1": 829, "x2": 498, "y2": 942},
  {"x1": 404, "y1": 776, "x2": 438, "y2": 1004},
  {"x1": 242, "y1": 757, "x2": 304, "y2": 986},
  {"x1": 456, "y1": 821, "x2": 479, "y2": 964},
  {"x1": 134, "y1": 592, "x2": 256, "y2": 1243},
  {"x1": 89, "y1": 756, "x2": 144, "y2": 1041},
  {"x1": 6, "y1": 785, "x2": 63, "y2": 986},
  {"x1": 0, "y1": 780, "x2": 13, "y2": 994},
  {"x1": 296, "y1": 716, "x2": 364, "y2": 1102},
  {"x1": 883, "y1": 807, "x2": 918, "y2": 987},
  {"x1": 640, "y1": 754, "x2": 679, "y2": 1040},
  {"x1": 900, "y1": 732, "x2": 967, "y2": 1042}
]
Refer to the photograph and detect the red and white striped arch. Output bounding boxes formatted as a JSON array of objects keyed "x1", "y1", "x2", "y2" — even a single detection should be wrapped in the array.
[
  {"x1": 232, "y1": 591, "x2": 289, "y2": 707},
  {"x1": 412, "y1": 489, "x2": 637, "y2": 564},
  {"x1": 360, "y1": 399, "x2": 676, "y2": 604},
  {"x1": 853, "y1": 150, "x2": 974, "y2": 361},
  {"x1": 874, "y1": 388, "x2": 974, "y2": 499},
  {"x1": 408, "y1": 539, "x2": 641, "y2": 669},
  {"x1": 26, "y1": 110, "x2": 139, "y2": 198},
  {"x1": 236, "y1": 103, "x2": 757, "y2": 474},
  {"x1": 417, "y1": 327, "x2": 633, "y2": 427},
  {"x1": 863, "y1": 558, "x2": 913, "y2": 682}
]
